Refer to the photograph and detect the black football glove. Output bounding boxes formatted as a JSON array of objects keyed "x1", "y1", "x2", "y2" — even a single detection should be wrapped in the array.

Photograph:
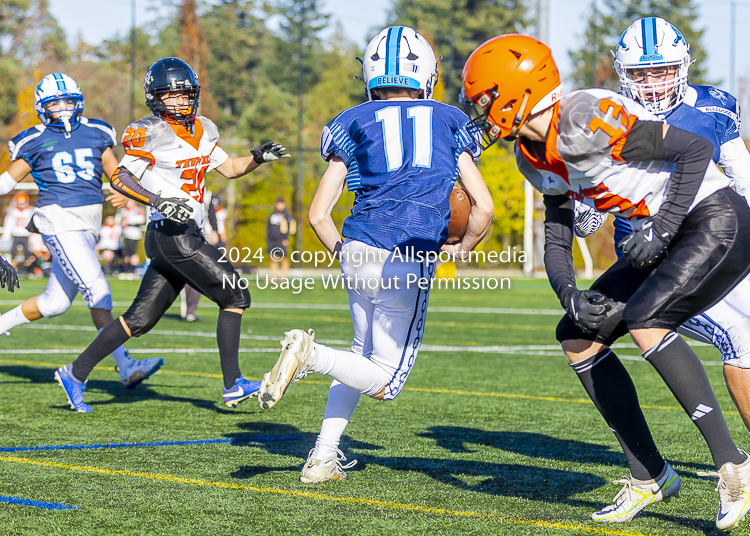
[
  {"x1": 0, "y1": 254, "x2": 19, "y2": 293},
  {"x1": 562, "y1": 289, "x2": 611, "y2": 333},
  {"x1": 620, "y1": 218, "x2": 672, "y2": 269},
  {"x1": 153, "y1": 195, "x2": 193, "y2": 224},
  {"x1": 251, "y1": 141, "x2": 291, "y2": 164}
]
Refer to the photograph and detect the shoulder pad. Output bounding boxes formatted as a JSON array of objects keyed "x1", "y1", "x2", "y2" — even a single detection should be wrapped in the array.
[
  {"x1": 558, "y1": 90, "x2": 638, "y2": 167},
  {"x1": 122, "y1": 116, "x2": 173, "y2": 163},
  {"x1": 80, "y1": 117, "x2": 117, "y2": 146},
  {"x1": 8, "y1": 125, "x2": 45, "y2": 160},
  {"x1": 196, "y1": 116, "x2": 220, "y2": 145}
]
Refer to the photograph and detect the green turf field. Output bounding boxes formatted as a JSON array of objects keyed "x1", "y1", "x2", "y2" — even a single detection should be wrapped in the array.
[{"x1": 0, "y1": 276, "x2": 746, "y2": 535}]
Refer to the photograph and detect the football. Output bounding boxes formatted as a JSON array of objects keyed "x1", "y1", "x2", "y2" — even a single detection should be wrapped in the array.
[{"x1": 447, "y1": 187, "x2": 472, "y2": 243}]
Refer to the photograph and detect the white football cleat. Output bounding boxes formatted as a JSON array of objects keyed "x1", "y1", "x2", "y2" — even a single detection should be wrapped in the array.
[
  {"x1": 258, "y1": 329, "x2": 315, "y2": 410},
  {"x1": 117, "y1": 354, "x2": 164, "y2": 389},
  {"x1": 699, "y1": 450, "x2": 750, "y2": 530},
  {"x1": 592, "y1": 464, "x2": 681, "y2": 522},
  {"x1": 300, "y1": 449, "x2": 357, "y2": 483}
]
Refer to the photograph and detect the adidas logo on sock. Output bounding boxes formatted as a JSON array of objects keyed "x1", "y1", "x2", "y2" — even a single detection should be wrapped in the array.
[{"x1": 691, "y1": 403, "x2": 714, "y2": 421}]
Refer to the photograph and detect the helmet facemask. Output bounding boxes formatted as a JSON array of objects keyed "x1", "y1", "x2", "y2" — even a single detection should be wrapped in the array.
[
  {"x1": 39, "y1": 96, "x2": 84, "y2": 133},
  {"x1": 150, "y1": 88, "x2": 200, "y2": 128},
  {"x1": 616, "y1": 56, "x2": 690, "y2": 113}
]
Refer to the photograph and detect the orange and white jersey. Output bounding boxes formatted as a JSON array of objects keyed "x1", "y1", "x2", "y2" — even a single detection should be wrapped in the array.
[
  {"x1": 117, "y1": 115, "x2": 229, "y2": 227},
  {"x1": 98, "y1": 223, "x2": 122, "y2": 251},
  {"x1": 118, "y1": 204, "x2": 146, "y2": 240},
  {"x1": 516, "y1": 88, "x2": 731, "y2": 221},
  {"x1": 215, "y1": 205, "x2": 227, "y2": 235},
  {"x1": 3, "y1": 206, "x2": 33, "y2": 237}
]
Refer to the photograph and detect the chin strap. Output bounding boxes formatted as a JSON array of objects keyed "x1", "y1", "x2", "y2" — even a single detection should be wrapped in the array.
[{"x1": 508, "y1": 89, "x2": 532, "y2": 138}]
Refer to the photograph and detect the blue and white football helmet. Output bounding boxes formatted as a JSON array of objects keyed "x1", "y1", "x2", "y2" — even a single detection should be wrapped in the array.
[
  {"x1": 34, "y1": 73, "x2": 84, "y2": 133},
  {"x1": 362, "y1": 26, "x2": 438, "y2": 101},
  {"x1": 614, "y1": 17, "x2": 693, "y2": 113}
]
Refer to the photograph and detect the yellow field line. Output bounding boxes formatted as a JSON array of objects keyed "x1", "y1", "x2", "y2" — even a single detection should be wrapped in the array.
[
  {"x1": 0, "y1": 358, "x2": 737, "y2": 416},
  {"x1": 0, "y1": 455, "x2": 657, "y2": 536}
]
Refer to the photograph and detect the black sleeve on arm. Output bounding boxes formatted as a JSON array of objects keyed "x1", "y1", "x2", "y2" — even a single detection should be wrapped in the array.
[
  {"x1": 110, "y1": 166, "x2": 159, "y2": 207},
  {"x1": 619, "y1": 119, "x2": 663, "y2": 161},
  {"x1": 543, "y1": 194, "x2": 577, "y2": 306},
  {"x1": 622, "y1": 123, "x2": 714, "y2": 237},
  {"x1": 208, "y1": 201, "x2": 218, "y2": 232}
]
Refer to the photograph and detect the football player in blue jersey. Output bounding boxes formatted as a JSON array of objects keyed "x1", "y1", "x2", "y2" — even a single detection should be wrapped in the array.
[
  {"x1": 0, "y1": 73, "x2": 163, "y2": 390},
  {"x1": 574, "y1": 17, "x2": 750, "y2": 434},
  {"x1": 258, "y1": 26, "x2": 494, "y2": 483}
]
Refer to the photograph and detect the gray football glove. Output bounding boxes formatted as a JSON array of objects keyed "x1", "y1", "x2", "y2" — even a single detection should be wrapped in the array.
[
  {"x1": 153, "y1": 195, "x2": 193, "y2": 224},
  {"x1": 251, "y1": 141, "x2": 291, "y2": 164},
  {"x1": 0, "y1": 254, "x2": 19, "y2": 293}
]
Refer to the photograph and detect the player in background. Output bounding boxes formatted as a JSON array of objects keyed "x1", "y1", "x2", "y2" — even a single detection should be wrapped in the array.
[
  {"x1": 97, "y1": 214, "x2": 122, "y2": 273},
  {"x1": 266, "y1": 197, "x2": 295, "y2": 281},
  {"x1": 55, "y1": 58, "x2": 290, "y2": 413},
  {"x1": 2, "y1": 192, "x2": 33, "y2": 270},
  {"x1": 461, "y1": 35, "x2": 750, "y2": 529},
  {"x1": 212, "y1": 196, "x2": 227, "y2": 246},
  {"x1": 118, "y1": 199, "x2": 146, "y2": 273},
  {"x1": 258, "y1": 27, "x2": 494, "y2": 483},
  {"x1": 0, "y1": 73, "x2": 162, "y2": 388}
]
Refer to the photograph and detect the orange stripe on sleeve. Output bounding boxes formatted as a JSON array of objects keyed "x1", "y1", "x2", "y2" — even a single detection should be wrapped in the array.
[{"x1": 125, "y1": 149, "x2": 156, "y2": 167}]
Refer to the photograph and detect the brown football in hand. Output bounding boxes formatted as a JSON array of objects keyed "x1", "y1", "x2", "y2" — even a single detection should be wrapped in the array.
[{"x1": 447, "y1": 187, "x2": 471, "y2": 243}]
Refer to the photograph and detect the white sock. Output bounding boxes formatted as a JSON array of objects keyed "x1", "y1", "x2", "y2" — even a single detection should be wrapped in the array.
[
  {"x1": 97, "y1": 327, "x2": 131, "y2": 370},
  {"x1": 0, "y1": 305, "x2": 31, "y2": 333},
  {"x1": 311, "y1": 343, "x2": 388, "y2": 398},
  {"x1": 312, "y1": 380, "x2": 361, "y2": 460}
]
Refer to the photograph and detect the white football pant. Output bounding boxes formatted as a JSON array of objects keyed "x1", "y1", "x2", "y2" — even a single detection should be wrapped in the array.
[
  {"x1": 680, "y1": 275, "x2": 750, "y2": 369},
  {"x1": 38, "y1": 230, "x2": 113, "y2": 317}
]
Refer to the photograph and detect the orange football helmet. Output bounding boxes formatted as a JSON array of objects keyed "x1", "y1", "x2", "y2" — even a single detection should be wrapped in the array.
[
  {"x1": 13, "y1": 192, "x2": 29, "y2": 208},
  {"x1": 461, "y1": 34, "x2": 563, "y2": 147}
]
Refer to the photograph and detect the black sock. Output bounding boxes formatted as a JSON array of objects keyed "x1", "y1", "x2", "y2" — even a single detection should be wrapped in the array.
[
  {"x1": 645, "y1": 332, "x2": 745, "y2": 468},
  {"x1": 217, "y1": 310, "x2": 243, "y2": 389},
  {"x1": 71, "y1": 320, "x2": 131, "y2": 382},
  {"x1": 571, "y1": 349, "x2": 666, "y2": 480}
]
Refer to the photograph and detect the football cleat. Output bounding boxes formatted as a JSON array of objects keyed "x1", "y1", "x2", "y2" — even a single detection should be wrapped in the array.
[
  {"x1": 116, "y1": 353, "x2": 164, "y2": 389},
  {"x1": 223, "y1": 376, "x2": 261, "y2": 408},
  {"x1": 54, "y1": 364, "x2": 92, "y2": 413},
  {"x1": 699, "y1": 450, "x2": 750, "y2": 530},
  {"x1": 258, "y1": 329, "x2": 316, "y2": 410},
  {"x1": 592, "y1": 464, "x2": 681, "y2": 522},
  {"x1": 300, "y1": 449, "x2": 357, "y2": 483}
]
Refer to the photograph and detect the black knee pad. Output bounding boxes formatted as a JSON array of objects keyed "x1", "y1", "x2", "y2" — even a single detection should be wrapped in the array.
[
  {"x1": 122, "y1": 303, "x2": 163, "y2": 337},
  {"x1": 217, "y1": 285, "x2": 251, "y2": 310}
]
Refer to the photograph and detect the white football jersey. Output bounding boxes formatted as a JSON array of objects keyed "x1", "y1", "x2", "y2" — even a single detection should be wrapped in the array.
[
  {"x1": 117, "y1": 115, "x2": 229, "y2": 228},
  {"x1": 4, "y1": 206, "x2": 33, "y2": 237},
  {"x1": 516, "y1": 88, "x2": 731, "y2": 223}
]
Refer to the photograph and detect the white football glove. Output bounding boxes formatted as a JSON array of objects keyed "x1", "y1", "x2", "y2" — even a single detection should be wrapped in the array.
[{"x1": 573, "y1": 201, "x2": 608, "y2": 238}]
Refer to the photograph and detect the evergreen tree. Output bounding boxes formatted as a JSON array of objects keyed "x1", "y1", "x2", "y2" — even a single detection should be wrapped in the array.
[
  {"x1": 569, "y1": 0, "x2": 709, "y2": 91},
  {"x1": 387, "y1": 0, "x2": 532, "y2": 104}
]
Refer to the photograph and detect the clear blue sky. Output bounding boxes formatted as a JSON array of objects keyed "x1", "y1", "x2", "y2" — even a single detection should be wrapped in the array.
[{"x1": 49, "y1": 0, "x2": 749, "y2": 96}]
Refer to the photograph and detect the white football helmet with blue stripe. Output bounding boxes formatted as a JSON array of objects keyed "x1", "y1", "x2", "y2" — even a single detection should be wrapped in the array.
[
  {"x1": 34, "y1": 72, "x2": 85, "y2": 132},
  {"x1": 614, "y1": 17, "x2": 692, "y2": 113},
  {"x1": 362, "y1": 26, "x2": 438, "y2": 101}
]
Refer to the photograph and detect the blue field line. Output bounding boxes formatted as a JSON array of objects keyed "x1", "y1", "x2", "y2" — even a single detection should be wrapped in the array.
[
  {"x1": 0, "y1": 436, "x2": 300, "y2": 453},
  {"x1": 0, "y1": 495, "x2": 81, "y2": 510}
]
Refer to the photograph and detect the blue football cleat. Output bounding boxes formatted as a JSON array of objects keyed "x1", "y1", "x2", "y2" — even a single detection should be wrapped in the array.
[
  {"x1": 54, "y1": 364, "x2": 92, "y2": 413},
  {"x1": 223, "y1": 376, "x2": 261, "y2": 407}
]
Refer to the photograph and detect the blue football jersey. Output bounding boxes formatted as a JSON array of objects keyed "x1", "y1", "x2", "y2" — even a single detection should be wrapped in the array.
[
  {"x1": 8, "y1": 118, "x2": 116, "y2": 208},
  {"x1": 321, "y1": 100, "x2": 481, "y2": 252},
  {"x1": 613, "y1": 85, "x2": 742, "y2": 253}
]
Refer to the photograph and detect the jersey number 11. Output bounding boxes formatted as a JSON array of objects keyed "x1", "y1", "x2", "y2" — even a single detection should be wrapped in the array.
[{"x1": 376, "y1": 106, "x2": 433, "y2": 171}]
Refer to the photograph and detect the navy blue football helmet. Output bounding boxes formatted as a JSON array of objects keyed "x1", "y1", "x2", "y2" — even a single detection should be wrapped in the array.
[{"x1": 143, "y1": 58, "x2": 201, "y2": 126}]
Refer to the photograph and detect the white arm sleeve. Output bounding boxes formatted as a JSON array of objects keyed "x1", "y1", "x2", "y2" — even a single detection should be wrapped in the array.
[
  {"x1": 210, "y1": 145, "x2": 229, "y2": 170},
  {"x1": 719, "y1": 137, "x2": 750, "y2": 200},
  {"x1": 0, "y1": 171, "x2": 18, "y2": 196}
]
